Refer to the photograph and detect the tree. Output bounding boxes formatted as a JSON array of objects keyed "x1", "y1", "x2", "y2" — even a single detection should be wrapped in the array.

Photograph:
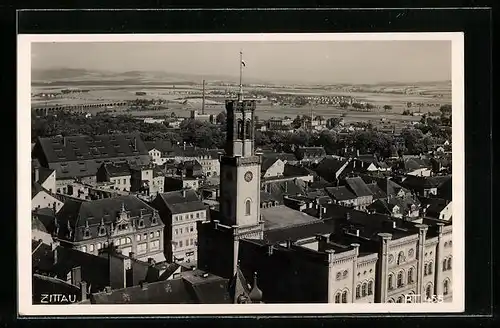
[
  {"x1": 365, "y1": 103, "x2": 375, "y2": 110},
  {"x1": 339, "y1": 102, "x2": 349, "y2": 109},
  {"x1": 215, "y1": 111, "x2": 227, "y2": 125},
  {"x1": 326, "y1": 117, "x2": 342, "y2": 129},
  {"x1": 383, "y1": 105, "x2": 393, "y2": 112},
  {"x1": 401, "y1": 128, "x2": 425, "y2": 154}
]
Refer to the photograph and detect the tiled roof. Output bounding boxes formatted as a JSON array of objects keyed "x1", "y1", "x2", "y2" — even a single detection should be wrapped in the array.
[
  {"x1": 145, "y1": 140, "x2": 174, "y2": 153},
  {"x1": 32, "y1": 215, "x2": 49, "y2": 233},
  {"x1": 404, "y1": 157, "x2": 432, "y2": 171},
  {"x1": 283, "y1": 163, "x2": 317, "y2": 177},
  {"x1": 55, "y1": 195, "x2": 160, "y2": 242},
  {"x1": 419, "y1": 196, "x2": 450, "y2": 218},
  {"x1": 90, "y1": 270, "x2": 230, "y2": 304},
  {"x1": 33, "y1": 274, "x2": 81, "y2": 304},
  {"x1": 314, "y1": 157, "x2": 349, "y2": 182},
  {"x1": 344, "y1": 177, "x2": 373, "y2": 197},
  {"x1": 402, "y1": 175, "x2": 451, "y2": 190},
  {"x1": 102, "y1": 162, "x2": 131, "y2": 177},
  {"x1": 261, "y1": 157, "x2": 280, "y2": 172},
  {"x1": 264, "y1": 179, "x2": 307, "y2": 201},
  {"x1": 296, "y1": 147, "x2": 326, "y2": 157},
  {"x1": 261, "y1": 152, "x2": 297, "y2": 163},
  {"x1": 35, "y1": 134, "x2": 151, "y2": 179},
  {"x1": 325, "y1": 186, "x2": 357, "y2": 201},
  {"x1": 367, "y1": 183, "x2": 387, "y2": 199},
  {"x1": 158, "y1": 190, "x2": 207, "y2": 214},
  {"x1": 34, "y1": 167, "x2": 54, "y2": 185}
]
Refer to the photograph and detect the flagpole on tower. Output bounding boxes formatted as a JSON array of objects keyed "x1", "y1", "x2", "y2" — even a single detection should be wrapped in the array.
[{"x1": 238, "y1": 50, "x2": 244, "y2": 102}]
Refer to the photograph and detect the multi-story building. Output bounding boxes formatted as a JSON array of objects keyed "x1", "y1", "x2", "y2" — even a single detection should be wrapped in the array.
[
  {"x1": 96, "y1": 162, "x2": 132, "y2": 192},
  {"x1": 151, "y1": 189, "x2": 208, "y2": 266},
  {"x1": 32, "y1": 133, "x2": 151, "y2": 194},
  {"x1": 53, "y1": 195, "x2": 166, "y2": 263}
]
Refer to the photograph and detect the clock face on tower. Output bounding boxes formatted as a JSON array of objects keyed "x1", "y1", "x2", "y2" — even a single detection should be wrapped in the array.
[{"x1": 244, "y1": 171, "x2": 253, "y2": 182}]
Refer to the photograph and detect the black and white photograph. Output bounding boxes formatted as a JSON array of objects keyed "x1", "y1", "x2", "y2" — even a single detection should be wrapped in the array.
[{"x1": 19, "y1": 33, "x2": 464, "y2": 315}]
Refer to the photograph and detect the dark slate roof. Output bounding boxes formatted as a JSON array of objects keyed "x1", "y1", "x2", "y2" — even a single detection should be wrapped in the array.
[
  {"x1": 102, "y1": 162, "x2": 131, "y2": 177},
  {"x1": 296, "y1": 147, "x2": 326, "y2": 158},
  {"x1": 261, "y1": 157, "x2": 281, "y2": 172},
  {"x1": 32, "y1": 216, "x2": 49, "y2": 233},
  {"x1": 283, "y1": 163, "x2": 317, "y2": 177},
  {"x1": 367, "y1": 183, "x2": 387, "y2": 199},
  {"x1": 419, "y1": 196, "x2": 450, "y2": 218},
  {"x1": 33, "y1": 274, "x2": 81, "y2": 304},
  {"x1": 325, "y1": 186, "x2": 357, "y2": 201},
  {"x1": 35, "y1": 134, "x2": 151, "y2": 179},
  {"x1": 308, "y1": 178, "x2": 335, "y2": 190},
  {"x1": 314, "y1": 157, "x2": 349, "y2": 182},
  {"x1": 344, "y1": 177, "x2": 373, "y2": 197},
  {"x1": 265, "y1": 179, "x2": 307, "y2": 201},
  {"x1": 158, "y1": 190, "x2": 207, "y2": 214},
  {"x1": 263, "y1": 218, "x2": 336, "y2": 244},
  {"x1": 55, "y1": 195, "x2": 159, "y2": 242},
  {"x1": 261, "y1": 152, "x2": 297, "y2": 162},
  {"x1": 32, "y1": 181, "x2": 47, "y2": 198},
  {"x1": 404, "y1": 157, "x2": 432, "y2": 171},
  {"x1": 402, "y1": 175, "x2": 452, "y2": 190},
  {"x1": 144, "y1": 140, "x2": 174, "y2": 153},
  {"x1": 90, "y1": 270, "x2": 230, "y2": 304},
  {"x1": 34, "y1": 167, "x2": 54, "y2": 185},
  {"x1": 370, "y1": 177, "x2": 409, "y2": 197}
]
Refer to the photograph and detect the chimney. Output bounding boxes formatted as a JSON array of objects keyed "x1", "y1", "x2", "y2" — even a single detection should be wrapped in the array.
[
  {"x1": 325, "y1": 249, "x2": 335, "y2": 263},
  {"x1": 71, "y1": 266, "x2": 82, "y2": 286},
  {"x1": 52, "y1": 241, "x2": 60, "y2": 265},
  {"x1": 214, "y1": 220, "x2": 219, "y2": 229},
  {"x1": 34, "y1": 167, "x2": 40, "y2": 183},
  {"x1": 350, "y1": 243, "x2": 360, "y2": 257},
  {"x1": 80, "y1": 281, "x2": 88, "y2": 301}
]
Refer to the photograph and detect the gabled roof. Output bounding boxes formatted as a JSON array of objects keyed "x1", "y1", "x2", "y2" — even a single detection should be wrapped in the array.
[
  {"x1": 402, "y1": 175, "x2": 452, "y2": 190},
  {"x1": 261, "y1": 157, "x2": 281, "y2": 172},
  {"x1": 33, "y1": 274, "x2": 81, "y2": 304},
  {"x1": 32, "y1": 182, "x2": 48, "y2": 198},
  {"x1": 419, "y1": 196, "x2": 450, "y2": 218},
  {"x1": 314, "y1": 157, "x2": 349, "y2": 182},
  {"x1": 157, "y1": 189, "x2": 207, "y2": 215},
  {"x1": 101, "y1": 162, "x2": 131, "y2": 177},
  {"x1": 145, "y1": 140, "x2": 174, "y2": 153},
  {"x1": 264, "y1": 179, "x2": 307, "y2": 201},
  {"x1": 90, "y1": 270, "x2": 230, "y2": 304},
  {"x1": 34, "y1": 167, "x2": 54, "y2": 185},
  {"x1": 367, "y1": 183, "x2": 387, "y2": 199},
  {"x1": 55, "y1": 195, "x2": 159, "y2": 242},
  {"x1": 344, "y1": 177, "x2": 373, "y2": 197},
  {"x1": 325, "y1": 186, "x2": 357, "y2": 201},
  {"x1": 261, "y1": 152, "x2": 297, "y2": 163}
]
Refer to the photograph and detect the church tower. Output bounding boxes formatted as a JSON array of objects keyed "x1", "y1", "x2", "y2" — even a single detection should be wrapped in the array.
[{"x1": 197, "y1": 51, "x2": 265, "y2": 279}]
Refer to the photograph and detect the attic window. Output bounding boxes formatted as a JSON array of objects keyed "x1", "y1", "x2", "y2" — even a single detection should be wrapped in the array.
[
  {"x1": 138, "y1": 219, "x2": 145, "y2": 228},
  {"x1": 83, "y1": 229, "x2": 91, "y2": 239},
  {"x1": 98, "y1": 227, "x2": 106, "y2": 236},
  {"x1": 151, "y1": 216, "x2": 158, "y2": 225}
]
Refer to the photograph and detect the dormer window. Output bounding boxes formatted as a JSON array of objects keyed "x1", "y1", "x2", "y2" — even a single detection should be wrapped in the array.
[
  {"x1": 98, "y1": 226, "x2": 106, "y2": 236},
  {"x1": 83, "y1": 229, "x2": 91, "y2": 239},
  {"x1": 138, "y1": 219, "x2": 145, "y2": 228}
]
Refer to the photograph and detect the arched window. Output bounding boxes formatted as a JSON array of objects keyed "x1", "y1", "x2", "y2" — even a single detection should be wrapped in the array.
[
  {"x1": 237, "y1": 120, "x2": 243, "y2": 139},
  {"x1": 341, "y1": 290, "x2": 348, "y2": 303},
  {"x1": 245, "y1": 120, "x2": 252, "y2": 139},
  {"x1": 336, "y1": 272, "x2": 342, "y2": 281},
  {"x1": 342, "y1": 270, "x2": 348, "y2": 279},
  {"x1": 387, "y1": 298, "x2": 394, "y2": 303},
  {"x1": 447, "y1": 257, "x2": 452, "y2": 270},
  {"x1": 397, "y1": 251, "x2": 405, "y2": 265},
  {"x1": 397, "y1": 296, "x2": 404, "y2": 303},
  {"x1": 397, "y1": 271, "x2": 404, "y2": 288},
  {"x1": 443, "y1": 279, "x2": 450, "y2": 295},
  {"x1": 362, "y1": 282, "x2": 367, "y2": 297},
  {"x1": 388, "y1": 273, "x2": 394, "y2": 290},
  {"x1": 245, "y1": 199, "x2": 251, "y2": 216},
  {"x1": 335, "y1": 292, "x2": 341, "y2": 303},
  {"x1": 428, "y1": 261, "x2": 433, "y2": 275},
  {"x1": 407, "y1": 267, "x2": 414, "y2": 284},
  {"x1": 368, "y1": 280, "x2": 374, "y2": 295},
  {"x1": 356, "y1": 285, "x2": 361, "y2": 299},
  {"x1": 424, "y1": 263, "x2": 428, "y2": 276},
  {"x1": 425, "y1": 284, "x2": 433, "y2": 300},
  {"x1": 443, "y1": 259, "x2": 447, "y2": 271}
]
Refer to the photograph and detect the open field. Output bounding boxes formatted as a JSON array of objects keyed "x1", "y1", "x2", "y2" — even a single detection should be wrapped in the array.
[{"x1": 31, "y1": 78, "x2": 449, "y2": 126}]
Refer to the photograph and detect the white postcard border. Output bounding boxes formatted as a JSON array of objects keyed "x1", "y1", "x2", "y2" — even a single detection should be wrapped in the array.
[{"x1": 18, "y1": 32, "x2": 465, "y2": 316}]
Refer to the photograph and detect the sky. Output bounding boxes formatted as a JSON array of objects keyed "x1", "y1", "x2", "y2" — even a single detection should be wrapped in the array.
[{"x1": 31, "y1": 41, "x2": 451, "y2": 84}]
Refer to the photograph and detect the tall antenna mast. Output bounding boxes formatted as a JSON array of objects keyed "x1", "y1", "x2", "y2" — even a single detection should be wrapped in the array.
[
  {"x1": 202, "y1": 79, "x2": 205, "y2": 115},
  {"x1": 238, "y1": 50, "x2": 244, "y2": 102}
]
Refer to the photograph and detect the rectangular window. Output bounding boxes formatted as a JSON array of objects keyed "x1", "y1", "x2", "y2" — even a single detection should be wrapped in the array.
[
  {"x1": 200, "y1": 212, "x2": 204, "y2": 218},
  {"x1": 136, "y1": 234, "x2": 141, "y2": 242},
  {"x1": 144, "y1": 233, "x2": 147, "y2": 239},
  {"x1": 155, "y1": 231, "x2": 160, "y2": 237},
  {"x1": 150, "y1": 232, "x2": 154, "y2": 239},
  {"x1": 150, "y1": 240, "x2": 160, "y2": 251},
  {"x1": 123, "y1": 179, "x2": 126, "y2": 184},
  {"x1": 89, "y1": 244, "x2": 94, "y2": 252},
  {"x1": 190, "y1": 226, "x2": 194, "y2": 232},
  {"x1": 196, "y1": 213, "x2": 200, "y2": 219},
  {"x1": 179, "y1": 241, "x2": 183, "y2": 248},
  {"x1": 175, "y1": 229, "x2": 178, "y2": 235},
  {"x1": 186, "y1": 239, "x2": 190, "y2": 247},
  {"x1": 137, "y1": 243, "x2": 147, "y2": 255},
  {"x1": 120, "y1": 238, "x2": 126, "y2": 245},
  {"x1": 114, "y1": 239, "x2": 120, "y2": 246},
  {"x1": 190, "y1": 214, "x2": 193, "y2": 219}
]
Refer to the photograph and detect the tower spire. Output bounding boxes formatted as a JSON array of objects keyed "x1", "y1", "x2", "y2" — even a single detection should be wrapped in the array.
[{"x1": 238, "y1": 50, "x2": 244, "y2": 102}]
